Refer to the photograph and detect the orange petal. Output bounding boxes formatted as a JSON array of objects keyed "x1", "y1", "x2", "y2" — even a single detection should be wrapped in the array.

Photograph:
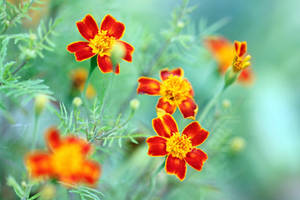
[
  {"x1": 156, "y1": 97, "x2": 176, "y2": 115},
  {"x1": 146, "y1": 136, "x2": 168, "y2": 156},
  {"x1": 74, "y1": 47, "x2": 95, "y2": 62},
  {"x1": 234, "y1": 41, "x2": 247, "y2": 57},
  {"x1": 46, "y1": 127, "x2": 61, "y2": 150},
  {"x1": 152, "y1": 114, "x2": 178, "y2": 138},
  {"x1": 178, "y1": 97, "x2": 198, "y2": 119},
  {"x1": 25, "y1": 152, "x2": 52, "y2": 178},
  {"x1": 76, "y1": 14, "x2": 99, "y2": 41},
  {"x1": 67, "y1": 41, "x2": 90, "y2": 53},
  {"x1": 100, "y1": 14, "x2": 125, "y2": 39},
  {"x1": 238, "y1": 67, "x2": 254, "y2": 84},
  {"x1": 185, "y1": 148, "x2": 207, "y2": 171},
  {"x1": 137, "y1": 77, "x2": 161, "y2": 95},
  {"x1": 81, "y1": 161, "x2": 101, "y2": 185},
  {"x1": 119, "y1": 41, "x2": 134, "y2": 62},
  {"x1": 65, "y1": 136, "x2": 92, "y2": 156},
  {"x1": 160, "y1": 68, "x2": 184, "y2": 81},
  {"x1": 97, "y1": 55, "x2": 119, "y2": 74},
  {"x1": 182, "y1": 121, "x2": 209, "y2": 147},
  {"x1": 165, "y1": 155, "x2": 186, "y2": 181}
]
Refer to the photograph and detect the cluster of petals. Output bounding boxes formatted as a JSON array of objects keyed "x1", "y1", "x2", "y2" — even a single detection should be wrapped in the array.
[
  {"x1": 137, "y1": 68, "x2": 198, "y2": 119},
  {"x1": 204, "y1": 36, "x2": 254, "y2": 84},
  {"x1": 67, "y1": 14, "x2": 134, "y2": 74},
  {"x1": 146, "y1": 114, "x2": 209, "y2": 181},
  {"x1": 25, "y1": 128, "x2": 101, "y2": 185}
]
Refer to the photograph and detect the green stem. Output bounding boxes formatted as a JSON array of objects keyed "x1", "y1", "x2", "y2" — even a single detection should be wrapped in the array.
[
  {"x1": 146, "y1": 160, "x2": 165, "y2": 200},
  {"x1": 31, "y1": 113, "x2": 39, "y2": 150},
  {"x1": 197, "y1": 84, "x2": 226, "y2": 123},
  {"x1": 82, "y1": 56, "x2": 97, "y2": 98}
]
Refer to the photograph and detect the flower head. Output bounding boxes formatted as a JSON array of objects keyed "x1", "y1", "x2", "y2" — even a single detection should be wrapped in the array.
[
  {"x1": 70, "y1": 68, "x2": 96, "y2": 99},
  {"x1": 137, "y1": 68, "x2": 198, "y2": 119},
  {"x1": 67, "y1": 14, "x2": 134, "y2": 74},
  {"x1": 25, "y1": 128, "x2": 101, "y2": 186},
  {"x1": 232, "y1": 41, "x2": 251, "y2": 72},
  {"x1": 146, "y1": 114, "x2": 209, "y2": 181},
  {"x1": 204, "y1": 36, "x2": 254, "y2": 84}
]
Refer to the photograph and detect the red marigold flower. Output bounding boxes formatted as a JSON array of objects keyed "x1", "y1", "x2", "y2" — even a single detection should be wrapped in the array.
[
  {"x1": 25, "y1": 127, "x2": 101, "y2": 186},
  {"x1": 70, "y1": 68, "x2": 96, "y2": 99},
  {"x1": 137, "y1": 68, "x2": 198, "y2": 119},
  {"x1": 67, "y1": 14, "x2": 134, "y2": 74},
  {"x1": 204, "y1": 36, "x2": 254, "y2": 84},
  {"x1": 146, "y1": 114, "x2": 209, "y2": 181}
]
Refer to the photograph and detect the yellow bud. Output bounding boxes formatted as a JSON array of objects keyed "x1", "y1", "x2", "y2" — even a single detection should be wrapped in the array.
[
  {"x1": 72, "y1": 97, "x2": 83, "y2": 107},
  {"x1": 230, "y1": 137, "x2": 246, "y2": 152},
  {"x1": 111, "y1": 42, "x2": 126, "y2": 67},
  {"x1": 222, "y1": 99, "x2": 231, "y2": 108},
  {"x1": 35, "y1": 94, "x2": 48, "y2": 116},
  {"x1": 130, "y1": 98, "x2": 140, "y2": 110},
  {"x1": 40, "y1": 184, "x2": 56, "y2": 200},
  {"x1": 29, "y1": 33, "x2": 37, "y2": 41},
  {"x1": 177, "y1": 21, "x2": 185, "y2": 28}
]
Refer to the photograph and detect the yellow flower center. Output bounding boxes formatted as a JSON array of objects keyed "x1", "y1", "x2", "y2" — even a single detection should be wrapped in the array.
[
  {"x1": 51, "y1": 143, "x2": 84, "y2": 176},
  {"x1": 232, "y1": 54, "x2": 251, "y2": 72},
  {"x1": 160, "y1": 75, "x2": 191, "y2": 103},
  {"x1": 89, "y1": 30, "x2": 116, "y2": 56},
  {"x1": 166, "y1": 132, "x2": 192, "y2": 159}
]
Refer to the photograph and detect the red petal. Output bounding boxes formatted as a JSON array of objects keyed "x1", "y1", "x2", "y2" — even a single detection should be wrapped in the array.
[
  {"x1": 81, "y1": 161, "x2": 101, "y2": 185},
  {"x1": 178, "y1": 97, "x2": 198, "y2": 119},
  {"x1": 25, "y1": 152, "x2": 52, "y2": 177},
  {"x1": 239, "y1": 41, "x2": 247, "y2": 57},
  {"x1": 160, "y1": 68, "x2": 184, "y2": 81},
  {"x1": 74, "y1": 47, "x2": 95, "y2": 62},
  {"x1": 45, "y1": 127, "x2": 61, "y2": 150},
  {"x1": 100, "y1": 15, "x2": 125, "y2": 39},
  {"x1": 238, "y1": 67, "x2": 254, "y2": 84},
  {"x1": 156, "y1": 97, "x2": 176, "y2": 115},
  {"x1": 76, "y1": 14, "x2": 99, "y2": 41},
  {"x1": 97, "y1": 55, "x2": 112, "y2": 73},
  {"x1": 65, "y1": 136, "x2": 92, "y2": 156},
  {"x1": 182, "y1": 122, "x2": 209, "y2": 146},
  {"x1": 146, "y1": 136, "x2": 168, "y2": 156},
  {"x1": 152, "y1": 114, "x2": 178, "y2": 138},
  {"x1": 185, "y1": 148, "x2": 208, "y2": 171},
  {"x1": 119, "y1": 41, "x2": 134, "y2": 62},
  {"x1": 137, "y1": 77, "x2": 161, "y2": 95},
  {"x1": 67, "y1": 41, "x2": 90, "y2": 53},
  {"x1": 165, "y1": 155, "x2": 186, "y2": 181}
]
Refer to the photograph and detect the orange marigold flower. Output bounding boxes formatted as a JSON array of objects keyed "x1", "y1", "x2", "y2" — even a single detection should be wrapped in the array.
[
  {"x1": 70, "y1": 68, "x2": 96, "y2": 99},
  {"x1": 204, "y1": 36, "x2": 254, "y2": 84},
  {"x1": 67, "y1": 14, "x2": 134, "y2": 74},
  {"x1": 146, "y1": 114, "x2": 209, "y2": 181},
  {"x1": 25, "y1": 128, "x2": 101, "y2": 186},
  {"x1": 137, "y1": 68, "x2": 198, "y2": 119}
]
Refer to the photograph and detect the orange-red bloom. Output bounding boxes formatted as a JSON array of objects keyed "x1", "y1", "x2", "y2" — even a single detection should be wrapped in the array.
[
  {"x1": 67, "y1": 14, "x2": 134, "y2": 74},
  {"x1": 70, "y1": 68, "x2": 96, "y2": 99},
  {"x1": 137, "y1": 68, "x2": 198, "y2": 119},
  {"x1": 146, "y1": 114, "x2": 209, "y2": 181},
  {"x1": 204, "y1": 36, "x2": 254, "y2": 84},
  {"x1": 25, "y1": 128, "x2": 101, "y2": 186}
]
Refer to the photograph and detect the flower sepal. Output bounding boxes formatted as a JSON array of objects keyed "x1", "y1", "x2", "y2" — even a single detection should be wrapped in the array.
[{"x1": 224, "y1": 66, "x2": 238, "y2": 89}]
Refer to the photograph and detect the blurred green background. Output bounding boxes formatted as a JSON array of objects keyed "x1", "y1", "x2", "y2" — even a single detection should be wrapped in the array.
[{"x1": 1, "y1": 0, "x2": 300, "y2": 199}]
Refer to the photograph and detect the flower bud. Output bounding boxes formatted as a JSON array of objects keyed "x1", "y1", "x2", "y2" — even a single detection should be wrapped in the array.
[
  {"x1": 111, "y1": 42, "x2": 126, "y2": 70},
  {"x1": 230, "y1": 137, "x2": 246, "y2": 153},
  {"x1": 222, "y1": 99, "x2": 231, "y2": 109},
  {"x1": 177, "y1": 21, "x2": 185, "y2": 29},
  {"x1": 35, "y1": 94, "x2": 48, "y2": 116},
  {"x1": 29, "y1": 33, "x2": 37, "y2": 41},
  {"x1": 72, "y1": 97, "x2": 83, "y2": 107},
  {"x1": 130, "y1": 98, "x2": 140, "y2": 110},
  {"x1": 24, "y1": 49, "x2": 36, "y2": 59},
  {"x1": 40, "y1": 184, "x2": 56, "y2": 200}
]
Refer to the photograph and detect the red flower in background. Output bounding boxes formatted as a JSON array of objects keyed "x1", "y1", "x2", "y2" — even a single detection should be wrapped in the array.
[
  {"x1": 146, "y1": 114, "x2": 209, "y2": 181},
  {"x1": 25, "y1": 128, "x2": 101, "y2": 186},
  {"x1": 67, "y1": 14, "x2": 134, "y2": 74},
  {"x1": 204, "y1": 36, "x2": 254, "y2": 84},
  {"x1": 137, "y1": 68, "x2": 198, "y2": 119}
]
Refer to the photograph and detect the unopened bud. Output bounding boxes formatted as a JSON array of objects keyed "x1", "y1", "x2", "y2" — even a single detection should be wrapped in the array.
[
  {"x1": 29, "y1": 33, "x2": 37, "y2": 41},
  {"x1": 111, "y1": 42, "x2": 126, "y2": 69},
  {"x1": 222, "y1": 99, "x2": 231, "y2": 108},
  {"x1": 130, "y1": 98, "x2": 140, "y2": 110},
  {"x1": 230, "y1": 137, "x2": 246, "y2": 153},
  {"x1": 72, "y1": 97, "x2": 82, "y2": 107},
  {"x1": 24, "y1": 49, "x2": 36, "y2": 59},
  {"x1": 4, "y1": 20, "x2": 10, "y2": 26},
  {"x1": 177, "y1": 21, "x2": 185, "y2": 29},
  {"x1": 40, "y1": 184, "x2": 56, "y2": 200},
  {"x1": 35, "y1": 94, "x2": 48, "y2": 116}
]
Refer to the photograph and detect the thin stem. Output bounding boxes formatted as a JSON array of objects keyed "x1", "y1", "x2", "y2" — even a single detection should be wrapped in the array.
[
  {"x1": 197, "y1": 84, "x2": 226, "y2": 123},
  {"x1": 12, "y1": 60, "x2": 27, "y2": 75},
  {"x1": 146, "y1": 160, "x2": 166, "y2": 200}
]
